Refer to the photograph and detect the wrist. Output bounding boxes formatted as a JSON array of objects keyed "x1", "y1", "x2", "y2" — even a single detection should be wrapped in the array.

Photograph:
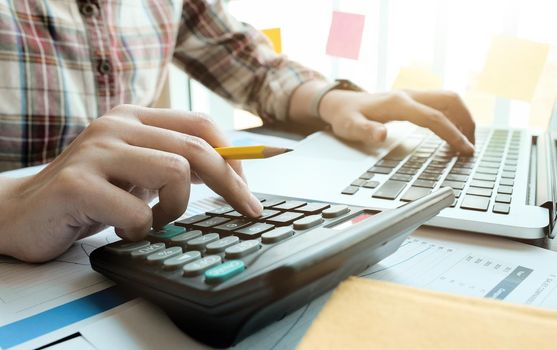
[{"x1": 0, "y1": 176, "x2": 30, "y2": 256}]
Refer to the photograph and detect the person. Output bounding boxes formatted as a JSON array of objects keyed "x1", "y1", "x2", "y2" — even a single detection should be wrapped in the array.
[{"x1": 0, "y1": 0, "x2": 475, "y2": 262}]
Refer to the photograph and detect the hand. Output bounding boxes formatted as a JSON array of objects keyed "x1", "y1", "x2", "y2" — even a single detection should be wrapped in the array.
[
  {"x1": 319, "y1": 89, "x2": 476, "y2": 155},
  {"x1": 0, "y1": 105, "x2": 262, "y2": 262}
]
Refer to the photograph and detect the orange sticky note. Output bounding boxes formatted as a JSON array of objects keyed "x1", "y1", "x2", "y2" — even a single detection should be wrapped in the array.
[
  {"x1": 326, "y1": 11, "x2": 366, "y2": 60},
  {"x1": 261, "y1": 28, "x2": 282, "y2": 54}
]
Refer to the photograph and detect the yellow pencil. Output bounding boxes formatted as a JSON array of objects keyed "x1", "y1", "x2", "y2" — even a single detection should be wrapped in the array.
[{"x1": 214, "y1": 145, "x2": 293, "y2": 159}]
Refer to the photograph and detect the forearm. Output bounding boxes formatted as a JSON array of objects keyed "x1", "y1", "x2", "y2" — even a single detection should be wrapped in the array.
[{"x1": 0, "y1": 176, "x2": 27, "y2": 256}]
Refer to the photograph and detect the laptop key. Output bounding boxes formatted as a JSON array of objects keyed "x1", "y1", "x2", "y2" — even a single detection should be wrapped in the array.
[
  {"x1": 470, "y1": 180, "x2": 495, "y2": 189},
  {"x1": 473, "y1": 173, "x2": 497, "y2": 182},
  {"x1": 441, "y1": 180, "x2": 465, "y2": 190},
  {"x1": 498, "y1": 186, "x2": 513, "y2": 195},
  {"x1": 493, "y1": 203, "x2": 510, "y2": 214},
  {"x1": 450, "y1": 168, "x2": 472, "y2": 176},
  {"x1": 495, "y1": 194, "x2": 511, "y2": 203},
  {"x1": 501, "y1": 171, "x2": 516, "y2": 179},
  {"x1": 400, "y1": 186, "x2": 431, "y2": 202},
  {"x1": 359, "y1": 172, "x2": 374, "y2": 180},
  {"x1": 363, "y1": 180, "x2": 380, "y2": 189},
  {"x1": 466, "y1": 187, "x2": 492, "y2": 197},
  {"x1": 372, "y1": 180, "x2": 407, "y2": 200},
  {"x1": 377, "y1": 160, "x2": 399, "y2": 168},
  {"x1": 475, "y1": 167, "x2": 498, "y2": 175},
  {"x1": 413, "y1": 179, "x2": 436, "y2": 188},
  {"x1": 390, "y1": 174, "x2": 412, "y2": 182},
  {"x1": 460, "y1": 195, "x2": 490, "y2": 211},
  {"x1": 342, "y1": 186, "x2": 359, "y2": 195},
  {"x1": 479, "y1": 161, "x2": 500, "y2": 169},
  {"x1": 369, "y1": 166, "x2": 393, "y2": 174},
  {"x1": 499, "y1": 178, "x2": 514, "y2": 186},
  {"x1": 351, "y1": 179, "x2": 367, "y2": 187},
  {"x1": 445, "y1": 174, "x2": 468, "y2": 182}
]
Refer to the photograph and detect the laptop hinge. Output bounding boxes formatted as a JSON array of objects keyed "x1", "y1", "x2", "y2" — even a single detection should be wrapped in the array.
[{"x1": 536, "y1": 133, "x2": 556, "y2": 238}]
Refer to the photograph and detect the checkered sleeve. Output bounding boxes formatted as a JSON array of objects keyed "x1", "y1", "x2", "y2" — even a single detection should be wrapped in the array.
[{"x1": 173, "y1": 0, "x2": 326, "y2": 121}]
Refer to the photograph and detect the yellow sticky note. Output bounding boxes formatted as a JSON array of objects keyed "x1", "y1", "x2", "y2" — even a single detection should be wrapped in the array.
[
  {"x1": 478, "y1": 36, "x2": 549, "y2": 101},
  {"x1": 391, "y1": 65, "x2": 443, "y2": 91},
  {"x1": 529, "y1": 47, "x2": 557, "y2": 129},
  {"x1": 261, "y1": 28, "x2": 282, "y2": 54}
]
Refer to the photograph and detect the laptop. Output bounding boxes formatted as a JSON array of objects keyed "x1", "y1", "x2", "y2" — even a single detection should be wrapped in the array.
[{"x1": 247, "y1": 103, "x2": 557, "y2": 240}]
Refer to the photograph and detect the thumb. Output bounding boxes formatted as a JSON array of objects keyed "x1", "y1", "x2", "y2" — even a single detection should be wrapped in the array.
[{"x1": 333, "y1": 113, "x2": 387, "y2": 145}]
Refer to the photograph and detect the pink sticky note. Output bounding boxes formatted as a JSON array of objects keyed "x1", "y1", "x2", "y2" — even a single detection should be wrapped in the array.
[{"x1": 326, "y1": 11, "x2": 366, "y2": 60}]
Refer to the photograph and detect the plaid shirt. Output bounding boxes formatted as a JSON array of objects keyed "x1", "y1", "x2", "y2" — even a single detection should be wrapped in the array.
[{"x1": 0, "y1": 0, "x2": 322, "y2": 171}]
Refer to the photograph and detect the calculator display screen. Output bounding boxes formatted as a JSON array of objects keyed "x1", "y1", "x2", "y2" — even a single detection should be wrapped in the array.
[{"x1": 331, "y1": 212, "x2": 374, "y2": 231}]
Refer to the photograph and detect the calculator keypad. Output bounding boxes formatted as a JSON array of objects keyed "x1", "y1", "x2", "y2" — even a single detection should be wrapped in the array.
[{"x1": 110, "y1": 198, "x2": 355, "y2": 285}]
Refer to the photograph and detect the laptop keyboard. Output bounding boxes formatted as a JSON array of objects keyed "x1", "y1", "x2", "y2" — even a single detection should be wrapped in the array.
[{"x1": 341, "y1": 128, "x2": 521, "y2": 215}]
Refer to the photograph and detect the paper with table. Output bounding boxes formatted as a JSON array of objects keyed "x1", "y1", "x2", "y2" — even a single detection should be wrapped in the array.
[{"x1": 3, "y1": 130, "x2": 557, "y2": 349}]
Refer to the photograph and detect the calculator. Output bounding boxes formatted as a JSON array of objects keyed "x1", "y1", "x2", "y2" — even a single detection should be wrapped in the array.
[{"x1": 90, "y1": 187, "x2": 453, "y2": 347}]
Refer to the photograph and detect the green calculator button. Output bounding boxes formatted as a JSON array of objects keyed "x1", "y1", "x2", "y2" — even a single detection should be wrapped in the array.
[
  {"x1": 204, "y1": 260, "x2": 245, "y2": 283},
  {"x1": 149, "y1": 224, "x2": 185, "y2": 239}
]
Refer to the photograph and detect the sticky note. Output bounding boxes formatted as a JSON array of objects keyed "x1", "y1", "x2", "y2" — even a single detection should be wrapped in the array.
[
  {"x1": 478, "y1": 36, "x2": 549, "y2": 101},
  {"x1": 391, "y1": 65, "x2": 443, "y2": 90},
  {"x1": 261, "y1": 28, "x2": 282, "y2": 54},
  {"x1": 326, "y1": 11, "x2": 366, "y2": 60}
]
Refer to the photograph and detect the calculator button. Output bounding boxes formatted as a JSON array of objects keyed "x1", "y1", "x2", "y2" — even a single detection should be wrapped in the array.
[
  {"x1": 131, "y1": 243, "x2": 165, "y2": 258},
  {"x1": 293, "y1": 215, "x2": 324, "y2": 230},
  {"x1": 225, "y1": 240, "x2": 261, "y2": 259},
  {"x1": 163, "y1": 251, "x2": 201, "y2": 270},
  {"x1": 206, "y1": 205, "x2": 233, "y2": 216},
  {"x1": 106, "y1": 240, "x2": 150, "y2": 255},
  {"x1": 272, "y1": 200, "x2": 307, "y2": 210},
  {"x1": 146, "y1": 246, "x2": 182, "y2": 264},
  {"x1": 322, "y1": 205, "x2": 350, "y2": 218},
  {"x1": 266, "y1": 212, "x2": 304, "y2": 226},
  {"x1": 169, "y1": 230, "x2": 202, "y2": 247},
  {"x1": 174, "y1": 214, "x2": 210, "y2": 228},
  {"x1": 235, "y1": 223, "x2": 275, "y2": 239},
  {"x1": 213, "y1": 219, "x2": 252, "y2": 233},
  {"x1": 292, "y1": 203, "x2": 330, "y2": 214},
  {"x1": 148, "y1": 224, "x2": 185, "y2": 240},
  {"x1": 206, "y1": 236, "x2": 240, "y2": 254},
  {"x1": 182, "y1": 255, "x2": 222, "y2": 276},
  {"x1": 261, "y1": 226, "x2": 294, "y2": 244},
  {"x1": 258, "y1": 209, "x2": 281, "y2": 220},
  {"x1": 222, "y1": 210, "x2": 244, "y2": 219},
  {"x1": 262, "y1": 199, "x2": 286, "y2": 208},
  {"x1": 192, "y1": 216, "x2": 230, "y2": 230},
  {"x1": 187, "y1": 233, "x2": 220, "y2": 250},
  {"x1": 205, "y1": 260, "x2": 245, "y2": 284}
]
